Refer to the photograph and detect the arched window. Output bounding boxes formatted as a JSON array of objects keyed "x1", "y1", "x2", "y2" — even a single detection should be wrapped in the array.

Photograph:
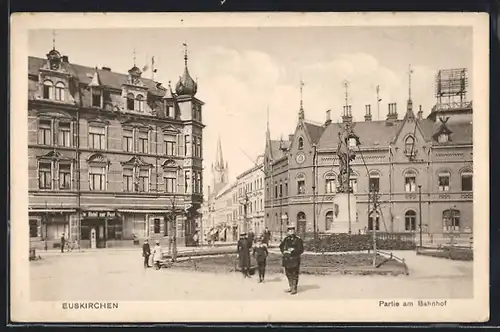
[
  {"x1": 55, "y1": 82, "x2": 65, "y2": 101},
  {"x1": 461, "y1": 169, "x2": 473, "y2": 191},
  {"x1": 325, "y1": 211, "x2": 333, "y2": 231},
  {"x1": 442, "y1": 209, "x2": 460, "y2": 232},
  {"x1": 296, "y1": 173, "x2": 306, "y2": 195},
  {"x1": 43, "y1": 80, "x2": 54, "y2": 99},
  {"x1": 368, "y1": 210, "x2": 380, "y2": 231},
  {"x1": 405, "y1": 210, "x2": 417, "y2": 231},
  {"x1": 127, "y1": 93, "x2": 135, "y2": 110},
  {"x1": 404, "y1": 136, "x2": 415, "y2": 156},
  {"x1": 325, "y1": 172, "x2": 336, "y2": 193},
  {"x1": 298, "y1": 137, "x2": 304, "y2": 150},
  {"x1": 438, "y1": 171, "x2": 451, "y2": 192},
  {"x1": 136, "y1": 94, "x2": 144, "y2": 112},
  {"x1": 404, "y1": 169, "x2": 417, "y2": 192},
  {"x1": 297, "y1": 212, "x2": 306, "y2": 235},
  {"x1": 368, "y1": 170, "x2": 380, "y2": 192}
]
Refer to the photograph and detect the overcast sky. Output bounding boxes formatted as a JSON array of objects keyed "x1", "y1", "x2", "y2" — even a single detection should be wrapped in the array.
[{"x1": 29, "y1": 26, "x2": 472, "y2": 194}]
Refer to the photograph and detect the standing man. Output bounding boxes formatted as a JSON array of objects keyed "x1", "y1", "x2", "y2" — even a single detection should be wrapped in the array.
[
  {"x1": 142, "y1": 239, "x2": 151, "y2": 268},
  {"x1": 279, "y1": 222, "x2": 304, "y2": 295},
  {"x1": 237, "y1": 232, "x2": 251, "y2": 278},
  {"x1": 60, "y1": 233, "x2": 66, "y2": 253},
  {"x1": 262, "y1": 227, "x2": 271, "y2": 246}
]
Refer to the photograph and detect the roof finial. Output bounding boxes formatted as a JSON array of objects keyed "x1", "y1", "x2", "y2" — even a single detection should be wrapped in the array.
[
  {"x1": 408, "y1": 64, "x2": 413, "y2": 100},
  {"x1": 376, "y1": 85, "x2": 382, "y2": 120},
  {"x1": 343, "y1": 80, "x2": 350, "y2": 107},
  {"x1": 183, "y1": 42, "x2": 188, "y2": 67},
  {"x1": 267, "y1": 105, "x2": 270, "y2": 129},
  {"x1": 133, "y1": 48, "x2": 136, "y2": 66},
  {"x1": 300, "y1": 77, "x2": 305, "y2": 111},
  {"x1": 52, "y1": 30, "x2": 56, "y2": 50}
]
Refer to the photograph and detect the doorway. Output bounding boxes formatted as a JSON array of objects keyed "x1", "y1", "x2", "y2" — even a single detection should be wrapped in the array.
[{"x1": 81, "y1": 219, "x2": 106, "y2": 248}]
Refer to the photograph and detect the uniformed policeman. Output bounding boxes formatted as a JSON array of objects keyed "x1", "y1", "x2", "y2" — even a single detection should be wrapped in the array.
[{"x1": 279, "y1": 222, "x2": 304, "y2": 295}]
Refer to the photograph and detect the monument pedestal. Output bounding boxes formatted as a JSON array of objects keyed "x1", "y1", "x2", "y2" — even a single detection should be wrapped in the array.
[{"x1": 327, "y1": 193, "x2": 357, "y2": 234}]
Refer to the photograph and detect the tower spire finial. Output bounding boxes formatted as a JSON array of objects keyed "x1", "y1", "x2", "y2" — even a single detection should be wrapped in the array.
[
  {"x1": 183, "y1": 42, "x2": 188, "y2": 67},
  {"x1": 344, "y1": 80, "x2": 350, "y2": 107},
  {"x1": 52, "y1": 30, "x2": 56, "y2": 50},
  {"x1": 299, "y1": 77, "x2": 305, "y2": 120},
  {"x1": 408, "y1": 64, "x2": 413, "y2": 100},
  {"x1": 267, "y1": 105, "x2": 270, "y2": 129},
  {"x1": 133, "y1": 48, "x2": 136, "y2": 66}
]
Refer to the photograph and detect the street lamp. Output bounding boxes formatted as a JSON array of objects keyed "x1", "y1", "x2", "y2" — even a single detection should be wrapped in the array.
[{"x1": 281, "y1": 213, "x2": 288, "y2": 240}]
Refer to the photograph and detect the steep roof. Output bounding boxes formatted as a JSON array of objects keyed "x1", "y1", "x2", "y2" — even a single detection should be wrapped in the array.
[
  {"x1": 270, "y1": 140, "x2": 290, "y2": 160},
  {"x1": 304, "y1": 121, "x2": 325, "y2": 144},
  {"x1": 28, "y1": 56, "x2": 167, "y2": 97}
]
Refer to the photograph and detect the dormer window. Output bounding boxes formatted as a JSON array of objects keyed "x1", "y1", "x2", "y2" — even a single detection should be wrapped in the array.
[
  {"x1": 43, "y1": 80, "x2": 54, "y2": 99},
  {"x1": 55, "y1": 82, "x2": 65, "y2": 101},
  {"x1": 298, "y1": 137, "x2": 304, "y2": 150},
  {"x1": 92, "y1": 89, "x2": 102, "y2": 107},
  {"x1": 438, "y1": 133, "x2": 449, "y2": 143},
  {"x1": 136, "y1": 94, "x2": 144, "y2": 112},
  {"x1": 126, "y1": 93, "x2": 135, "y2": 110}
]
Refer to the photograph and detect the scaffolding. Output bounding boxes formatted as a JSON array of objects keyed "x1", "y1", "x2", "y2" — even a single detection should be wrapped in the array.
[{"x1": 434, "y1": 68, "x2": 469, "y2": 110}]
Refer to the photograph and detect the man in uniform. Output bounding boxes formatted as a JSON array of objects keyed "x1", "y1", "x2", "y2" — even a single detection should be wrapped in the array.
[
  {"x1": 237, "y1": 232, "x2": 251, "y2": 278},
  {"x1": 279, "y1": 222, "x2": 304, "y2": 295}
]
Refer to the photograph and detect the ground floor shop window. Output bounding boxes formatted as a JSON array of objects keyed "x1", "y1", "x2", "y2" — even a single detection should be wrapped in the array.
[
  {"x1": 443, "y1": 209, "x2": 460, "y2": 232},
  {"x1": 107, "y1": 219, "x2": 123, "y2": 240},
  {"x1": 154, "y1": 218, "x2": 161, "y2": 234}
]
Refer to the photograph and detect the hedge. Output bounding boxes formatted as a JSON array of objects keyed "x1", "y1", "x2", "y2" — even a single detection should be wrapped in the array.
[
  {"x1": 304, "y1": 233, "x2": 416, "y2": 252},
  {"x1": 417, "y1": 247, "x2": 473, "y2": 261}
]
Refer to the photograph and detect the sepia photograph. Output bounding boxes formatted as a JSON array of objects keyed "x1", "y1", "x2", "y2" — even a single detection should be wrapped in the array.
[{"x1": 10, "y1": 12, "x2": 489, "y2": 323}]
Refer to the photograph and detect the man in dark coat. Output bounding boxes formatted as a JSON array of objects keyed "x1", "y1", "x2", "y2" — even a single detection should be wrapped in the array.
[
  {"x1": 60, "y1": 233, "x2": 66, "y2": 253},
  {"x1": 247, "y1": 231, "x2": 255, "y2": 248},
  {"x1": 142, "y1": 239, "x2": 151, "y2": 268},
  {"x1": 279, "y1": 223, "x2": 304, "y2": 295},
  {"x1": 262, "y1": 227, "x2": 271, "y2": 245},
  {"x1": 237, "y1": 233, "x2": 251, "y2": 278}
]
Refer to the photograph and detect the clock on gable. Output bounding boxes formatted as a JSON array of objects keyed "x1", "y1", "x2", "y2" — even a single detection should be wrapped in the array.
[{"x1": 296, "y1": 152, "x2": 306, "y2": 164}]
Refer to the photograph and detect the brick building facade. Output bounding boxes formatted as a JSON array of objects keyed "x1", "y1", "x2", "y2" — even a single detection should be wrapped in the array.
[
  {"x1": 264, "y1": 70, "x2": 473, "y2": 242},
  {"x1": 28, "y1": 46, "x2": 204, "y2": 249}
]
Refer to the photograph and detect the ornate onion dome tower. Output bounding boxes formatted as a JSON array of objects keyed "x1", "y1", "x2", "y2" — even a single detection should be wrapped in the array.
[{"x1": 175, "y1": 44, "x2": 198, "y2": 97}]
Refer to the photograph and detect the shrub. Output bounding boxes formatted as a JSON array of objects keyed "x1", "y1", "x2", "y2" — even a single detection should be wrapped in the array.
[{"x1": 304, "y1": 233, "x2": 415, "y2": 252}]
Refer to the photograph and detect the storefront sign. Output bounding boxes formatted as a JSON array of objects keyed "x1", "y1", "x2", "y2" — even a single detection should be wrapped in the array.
[{"x1": 83, "y1": 211, "x2": 117, "y2": 218}]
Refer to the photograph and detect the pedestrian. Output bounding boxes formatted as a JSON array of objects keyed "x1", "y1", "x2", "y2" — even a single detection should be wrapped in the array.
[
  {"x1": 262, "y1": 227, "x2": 271, "y2": 245},
  {"x1": 142, "y1": 239, "x2": 151, "y2": 268},
  {"x1": 60, "y1": 233, "x2": 66, "y2": 253},
  {"x1": 279, "y1": 222, "x2": 304, "y2": 295},
  {"x1": 253, "y1": 238, "x2": 269, "y2": 283},
  {"x1": 152, "y1": 240, "x2": 162, "y2": 270},
  {"x1": 247, "y1": 230, "x2": 255, "y2": 248},
  {"x1": 237, "y1": 232, "x2": 251, "y2": 278}
]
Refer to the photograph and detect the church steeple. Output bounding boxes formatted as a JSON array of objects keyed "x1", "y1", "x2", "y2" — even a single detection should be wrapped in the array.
[
  {"x1": 211, "y1": 135, "x2": 228, "y2": 193},
  {"x1": 214, "y1": 135, "x2": 225, "y2": 171}
]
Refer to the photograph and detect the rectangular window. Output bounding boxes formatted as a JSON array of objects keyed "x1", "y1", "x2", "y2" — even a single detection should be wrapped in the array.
[
  {"x1": 369, "y1": 177, "x2": 380, "y2": 192},
  {"x1": 185, "y1": 135, "x2": 190, "y2": 156},
  {"x1": 38, "y1": 119, "x2": 52, "y2": 145},
  {"x1": 58, "y1": 122, "x2": 71, "y2": 147},
  {"x1": 325, "y1": 179, "x2": 336, "y2": 193},
  {"x1": 123, "y1": 168, "x2": 133, "y2": 192},
  {"x1": 38, "y1": 162, "x2": 52, "y2": 189},
  {"x1": 138, "y1": 131, "x2": 148, "y2": 154},
  {"x1": 438, "y1": 173, "x2": 450, "y2": 192},
  {"x1": 185, "y1": 171, "x2": 190, "y2": 193},
  {"x1": 279, "y1": 183, "x2": 283, "y2": 197},
  {"x1": 29, "y1": 219, "x2": 39, "y2": 238},
  {"x1": 164, "y1": 134, "x2": 176, "y2": 156},
  {"x1": 123, "y1": 129, "x2": 133, "y2": 152},
  {"x1": 138, "y1": 169, "x2": 149, "y2": 192},
  {"x1": 154, "y1": 218, "x2": 161, "y2": 234},
  {"x1": 461, "y1": 172, "x2": 473, "y2": 191},
  {"x1": 297, "y1": 180, "x2": 306, "y2": 195},
  {"x1": 107, "y1": 219, "x2": 123, "y2": 240},
  {"x1": 59, "y1": 164, "x2": 71, "y2": 190},
  {"x1": 274, "y1": 184, "x2": 278, "y2": 198},
  {"x1": 405, "y1": 176, "x2": 416, "y2": 192},
  {"x1": 92, "y1": 89, "x2": 102, "y2": 107},
  {"x1": 89, "y1": 126, "x2": 106, "y2": 150},
  {"x1": 89, "y1": 165, "x2": 106, "y2": 191},
  {"x1": 164, "y1": 170, "x2": 177, "y2": 193}
]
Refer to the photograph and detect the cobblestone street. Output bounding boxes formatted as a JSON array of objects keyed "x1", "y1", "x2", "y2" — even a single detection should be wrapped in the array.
[{"x1": 30, "y1": 249, "x2": 473, "y2": 301}]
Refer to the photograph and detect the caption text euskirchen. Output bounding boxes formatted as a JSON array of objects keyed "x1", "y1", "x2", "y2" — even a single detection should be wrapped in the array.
[{"x1": 62, "y1": 302, "x2": 119, "y2": 310}]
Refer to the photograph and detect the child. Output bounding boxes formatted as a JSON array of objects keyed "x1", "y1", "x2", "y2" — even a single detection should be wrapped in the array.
[
  {"x1": 152, "y1": 240, "x2": 162, "y2": 270},
  {"x1": 252, "y1": 238, "x2": 269, "y2": 283}
]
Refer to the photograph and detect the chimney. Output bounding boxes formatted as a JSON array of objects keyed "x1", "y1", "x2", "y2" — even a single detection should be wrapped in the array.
[
  {"x1": 417, "y1": 105, "x2": 423, "y2": 120},
  {"x1": 62, "y1": 55, "x2": 69, "y2": 63},
  {"x1": 364, "y1": 104, "x2": 372, "y2": 122},
  {"x1": 342, "y1": 105, "x2": 353, "y2": 123},
  {"x1": 325, "y1": 110, "x2": 332, "y2": 126},
  {"x1": 102, "y1": 67, "x2": 111, "y2": 71},
  {"x1": 386, "y1": 102, "x2": 398, "y2": 122}
]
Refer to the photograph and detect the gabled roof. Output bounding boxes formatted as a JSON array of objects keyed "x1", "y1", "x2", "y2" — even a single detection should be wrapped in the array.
[{"x1": 304, "y1": 121, "x2": 325, "y2": 144}]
